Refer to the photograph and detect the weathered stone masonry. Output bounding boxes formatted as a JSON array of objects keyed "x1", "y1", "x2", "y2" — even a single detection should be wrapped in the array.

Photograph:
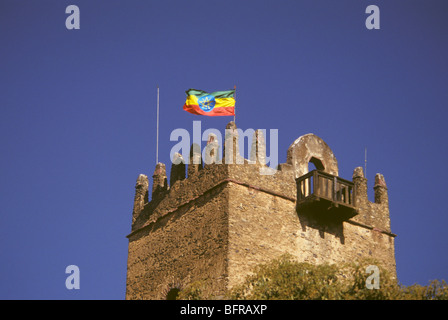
[{"x1": 125, "y1": 122, "x2": 396, "y2": 300}]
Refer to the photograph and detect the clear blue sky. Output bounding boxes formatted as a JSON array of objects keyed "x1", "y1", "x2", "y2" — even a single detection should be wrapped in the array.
[{"x1": 1, "y1": 0, "x2": 447, "y2": 299}]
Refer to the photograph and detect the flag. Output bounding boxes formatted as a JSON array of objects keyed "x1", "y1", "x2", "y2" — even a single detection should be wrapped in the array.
[{"x1": 183, "y1": 89, "x2": 235, "y2": 116}]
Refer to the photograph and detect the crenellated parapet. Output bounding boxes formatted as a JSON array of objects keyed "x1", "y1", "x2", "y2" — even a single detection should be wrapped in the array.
[
  {"x1": 126, "y1": 121, "x2": 396, "y2": 299},
  {"x1": 204, "y1": 133, "x2": 220, "y2": 165},
  {"x1": 132, "y1": 174, "x2": 149, "y2": 224},
  {"x1": 152, "y1": 162, "x2": 168, "y2": 198},
  {"x1": 187, "y1": 143, "x2": 202, "y2": 177},
  {"x1": 170, "y1": 153, "x2": 186, "y2": 187},
  {"x1": 131, "y1": 121, "x2": 392, "y2": 235},
  {"x1": 351, "y1": 167, "x2": 392, "y2": 233}
]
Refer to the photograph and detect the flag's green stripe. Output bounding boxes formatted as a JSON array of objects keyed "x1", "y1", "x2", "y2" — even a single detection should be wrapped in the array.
[{"x1": 186, "y1": 89, "x2": 235, "y2": 99}]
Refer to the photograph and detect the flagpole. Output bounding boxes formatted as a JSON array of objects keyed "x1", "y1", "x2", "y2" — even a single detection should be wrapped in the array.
[
  {"x1": 156, "y1": 85, "x2": 160, "y2": 164},
  {"x1": 233, "y1": 85, "x2": 236, "y2": 124},
  {"x1": 364, "y1": 147, "x2": 367, "y2": 178}
]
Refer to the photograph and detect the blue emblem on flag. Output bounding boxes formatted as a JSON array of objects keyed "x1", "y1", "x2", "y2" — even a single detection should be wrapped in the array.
[{"x1": 198, "y1": 95, "x2": 216, "y2": 112}]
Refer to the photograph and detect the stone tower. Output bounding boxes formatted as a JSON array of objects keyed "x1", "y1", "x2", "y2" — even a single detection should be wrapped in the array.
[{"x1": 125, "y1": 122, "x2": 396, "y2": 300}]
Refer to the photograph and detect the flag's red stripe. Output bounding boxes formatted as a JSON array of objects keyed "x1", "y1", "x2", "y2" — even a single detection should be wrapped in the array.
[{"x1": 183, "y1": 104, "x2": 235, "y2": 116}]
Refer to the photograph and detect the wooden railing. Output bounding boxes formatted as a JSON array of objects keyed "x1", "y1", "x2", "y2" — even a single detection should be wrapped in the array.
[{"x1": 296, "y1": 170, "x2": 356, "y2": 208}]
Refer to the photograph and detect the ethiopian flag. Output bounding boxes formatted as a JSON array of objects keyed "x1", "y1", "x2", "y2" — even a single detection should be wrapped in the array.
[{"x1": 183, "y1": 89, "x2": 235, "y2": 116}]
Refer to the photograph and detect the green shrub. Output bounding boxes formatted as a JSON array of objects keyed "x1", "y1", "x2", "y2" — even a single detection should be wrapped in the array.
[
  {"x1": 177, "y1": 280, "x2": 206, "y2": 300},
  {"x1": 176, "y1": 255, "x2": 447, "y2": 300},
  {"x1": 226, "y1": 255, "x2": 447, "y2": 300}
]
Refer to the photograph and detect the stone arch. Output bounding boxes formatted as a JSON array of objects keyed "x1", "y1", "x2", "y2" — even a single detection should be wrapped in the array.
[
  {"x1": 286, "y1": 133, "x2": 338, "y2": 178},
  {"x1": 162, "y1": 279, "x2": 183, "y2": 300}
]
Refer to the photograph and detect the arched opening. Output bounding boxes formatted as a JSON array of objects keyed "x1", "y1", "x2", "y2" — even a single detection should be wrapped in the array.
[
  {"x1": 287, "y1": 134, "x2": 339, "y2": 178},
  {"x1": 166, "y1": 288, "x2": 180, "y2": 300},
  {"x1": 301, "y1": 157, "x2": 326, "y2": 197},
  {"x1": 308, "y1": 156, "x2": 325, "y2": 172}
]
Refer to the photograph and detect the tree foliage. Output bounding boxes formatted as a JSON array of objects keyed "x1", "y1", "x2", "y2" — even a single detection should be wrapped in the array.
[
  {"x1": 178, "y1": 280, "x2": 204, "y2": 300},
  {"x1": 228, "y1": 255, "x2": 448, "y2": 300},
  {"x1": 178, "y1": 255, "x2": 448, "y2": 300}
]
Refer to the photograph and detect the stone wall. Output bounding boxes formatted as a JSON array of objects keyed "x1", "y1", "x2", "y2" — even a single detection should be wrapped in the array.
[
  {"x1": 125, "y1": 127, "x2": 396, "y2": 299},
  {"x1": 226, "y1": 164, "x2": 396, "y2": 288},
  {"x1": 126, "y1": 165, "x2": 231, "y2": 300}
]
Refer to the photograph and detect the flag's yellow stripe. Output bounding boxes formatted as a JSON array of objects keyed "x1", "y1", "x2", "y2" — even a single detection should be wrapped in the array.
[
  {"x1": 185, "y1": 95, "x2": 235, "y2": 108},
  {"x1": 185, "y1": 95, "x2": 198, "y2": 105},
  {"x1": 214, "y1": 97, "x2": 235, "y2": 108}
]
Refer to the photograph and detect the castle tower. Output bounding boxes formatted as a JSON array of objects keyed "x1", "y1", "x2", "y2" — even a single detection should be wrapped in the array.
[{"x1": 125, "y1": 122, "x2": 396, "y2": 299}]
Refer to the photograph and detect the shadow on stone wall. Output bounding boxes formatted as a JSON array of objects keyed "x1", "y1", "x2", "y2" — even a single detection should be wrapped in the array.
[{"x1": 296, "y1": 209, "x2": 345, "y2": 245}]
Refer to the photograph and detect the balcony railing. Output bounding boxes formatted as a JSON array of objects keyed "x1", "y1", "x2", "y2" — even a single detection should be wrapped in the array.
[{"x1": 296, "y1": 170, "x2": 357, "y2": 221}]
